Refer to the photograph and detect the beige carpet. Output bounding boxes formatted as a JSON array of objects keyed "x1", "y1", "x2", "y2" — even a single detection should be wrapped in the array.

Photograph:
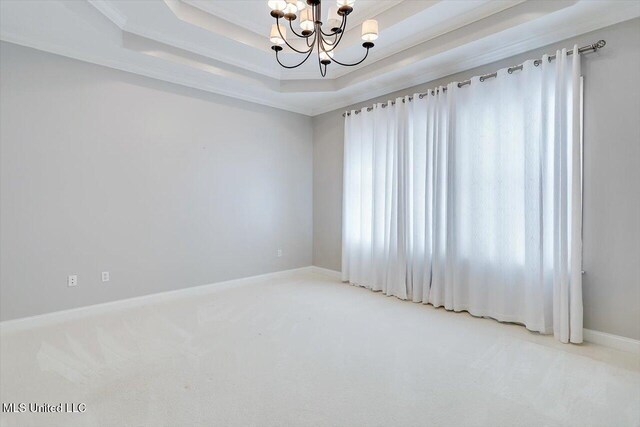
[{"x1": 1, "y1": 270, "x2": 639, "y2": 426}]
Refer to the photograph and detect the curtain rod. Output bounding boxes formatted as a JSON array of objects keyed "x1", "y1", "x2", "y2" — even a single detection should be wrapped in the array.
[{"x1": 342, "y1": 40, "x2": 606, "y2": 117}]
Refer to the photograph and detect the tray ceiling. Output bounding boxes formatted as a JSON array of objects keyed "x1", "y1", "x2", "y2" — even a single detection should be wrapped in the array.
[{"x1": 1, "y1": 0, "x2": 639, "y2": 116}]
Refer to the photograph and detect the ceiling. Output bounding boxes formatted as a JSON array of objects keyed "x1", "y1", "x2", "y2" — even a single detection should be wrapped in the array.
[{"x1": 1, "y1": 0, "x2": 638, "y2": 116}]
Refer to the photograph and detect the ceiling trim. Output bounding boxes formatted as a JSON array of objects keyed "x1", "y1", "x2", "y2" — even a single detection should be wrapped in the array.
[
  {"x1": 92, "y1": 1, "x2": 283, "y2": 80},
  {"x1": 87, "y1": 0, "x2": 127, "y2": 28}
]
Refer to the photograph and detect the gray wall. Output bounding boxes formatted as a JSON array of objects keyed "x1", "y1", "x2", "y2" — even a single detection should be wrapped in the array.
[
  {"x1": 1, "y1": 19, "x2": 639, "y2": 340},
  {"x1": 312, "y1": 18, "x2": 640, "y2": 340},
  {"x1": 0, "y1": 42, "x2": 313, "y2": 321}
]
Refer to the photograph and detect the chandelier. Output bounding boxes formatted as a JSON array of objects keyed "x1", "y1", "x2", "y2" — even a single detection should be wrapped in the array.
[{"x1": 267, "y1": 0, "x2": 379, "y2": 77}]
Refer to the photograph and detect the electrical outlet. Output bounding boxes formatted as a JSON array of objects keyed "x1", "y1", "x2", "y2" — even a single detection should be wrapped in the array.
[
  {"x1": 68, "y1": 275, "x2": 78, "y2": 287},
  {"x1": 277, "y1": 249, "x2": 283, "y2": 257},
  {"x1": 102, "y1": 271, "x2": 110, "y2": 282}
]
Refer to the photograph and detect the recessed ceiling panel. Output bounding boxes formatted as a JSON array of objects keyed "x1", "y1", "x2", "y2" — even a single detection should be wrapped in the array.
[{"x1": 1, "y1": 0, "x2": 638, "y2": 115}]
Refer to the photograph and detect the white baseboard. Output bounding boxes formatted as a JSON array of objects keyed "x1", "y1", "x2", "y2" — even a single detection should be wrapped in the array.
[
  {"x1": 308, "y1": 266, "x2": 342, "y2": 280},
  {"x1": 583, "y1": 329, "x2": 640, "y2": 355},
  {"x1": 0, "y1": 266, "x2": 314, "y2": 334}
]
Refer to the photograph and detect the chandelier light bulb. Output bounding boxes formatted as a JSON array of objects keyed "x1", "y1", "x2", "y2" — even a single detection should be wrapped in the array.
[
  {"x1": 299, "y1": 9, "x2": 314, "y2": 31},
  {"x1": 361, "y1": 20, "x2": 378, "y2": 42},
  {"x1": 284, "y1": 0, "x2": 298, "y2": 15},
  {"x1": 270, "y1": 24, "x2": 286, "y2": 45},
  {"x1": 296, "y1": 1, "x2": 306, "y2": 11},
  {"x1": 319, "y1": 50, "x2": 334, "y2": 62},
  {"x1": 268, "y1": 0, "x2": 286, "y2": 12},
  {"x1": 337, "y1": 0, "x2": 355, "y2": 6}
]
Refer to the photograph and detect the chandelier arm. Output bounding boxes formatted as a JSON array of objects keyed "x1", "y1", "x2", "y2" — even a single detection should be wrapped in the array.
[
  {"x1": 316, "y1": 24, "x2": 324, "y2": 75},
  {"x1": 274, "y1": 31, "x2": 317, "y2": 69},
  {"x1": 320, "y1": 28, "x2": 338, "y2": 37},
  {"x1": 323, "y1": 14, "x2": 347, "y2": 52},
  {"x1": 316, "y1": 20, "x2": 321, "y2": 55},
  {"x1": 288, "y1": 19, "x2": 313, "y2": 39},
  {"x1": 320, "y1": 12, "x2": 346, "y2": 37},
  {"x1": 317, "y1": 46, "x2": 324, "y2": 76},
  {"x1": 319, "y1": 31, "x2": 339, "y2": 48},
  {"x1": 321, "y1": 32, "x2": 340, "y2": 52},
  {"x1": 306, "y1": 35, "x2": 315, "y2": 48},
  {"x1": 275, "y1": 47, "x2": 315, "y2": 69},
  {"x1": 276, "y1": 17, "x2": 313, "y2": 54},
  {"x1": 329, "y1": 46, "x2": 371, "y2": 67},
  {"x1": 319, "y1": 61, "x2": 327, "y2": 77}
]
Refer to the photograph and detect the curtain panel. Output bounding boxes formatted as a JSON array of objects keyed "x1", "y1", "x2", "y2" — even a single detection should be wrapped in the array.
[{"x1": 342, "y1": 47, "x2": 583, "y2": 343}]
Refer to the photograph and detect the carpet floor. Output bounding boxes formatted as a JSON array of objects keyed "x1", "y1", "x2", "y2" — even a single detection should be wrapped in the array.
[{"x1": 1, "y1": 270, "x2": 639, "y2": 426}]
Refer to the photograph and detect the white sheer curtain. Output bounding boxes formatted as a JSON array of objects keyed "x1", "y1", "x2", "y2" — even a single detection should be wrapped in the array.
[{"x1": 342, "y1": 47, "x2": 583, "y2": 343}]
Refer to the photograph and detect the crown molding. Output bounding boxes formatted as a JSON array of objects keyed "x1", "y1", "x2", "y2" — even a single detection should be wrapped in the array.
[{"x1": 2, "y1": 0, "x2": 638, "y2": 116}]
